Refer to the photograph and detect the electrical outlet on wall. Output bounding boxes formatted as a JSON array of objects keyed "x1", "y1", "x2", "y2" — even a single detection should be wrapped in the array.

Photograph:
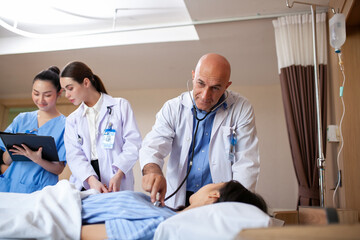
[{"x1": 327, "y1": 125, "x2": 340, "y2": 142}]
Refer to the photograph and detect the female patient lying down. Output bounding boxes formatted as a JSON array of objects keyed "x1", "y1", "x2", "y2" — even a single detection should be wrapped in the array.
[{"x1": 81, "y1": 180, "x2": 267, "y2": 240}]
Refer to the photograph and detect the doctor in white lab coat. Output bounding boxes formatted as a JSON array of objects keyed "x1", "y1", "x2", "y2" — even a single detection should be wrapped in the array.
[
  {"x1": 61, "y1": 61, "x2": 141, "y2": 193},
  {"x1": 140, "y1": 53, "x2": 260, "y2": 208}
]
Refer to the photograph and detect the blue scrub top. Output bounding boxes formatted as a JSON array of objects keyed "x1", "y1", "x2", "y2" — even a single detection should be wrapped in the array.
[{"x1": 0, "y1": 110, "x2": 66, "y2": 193}]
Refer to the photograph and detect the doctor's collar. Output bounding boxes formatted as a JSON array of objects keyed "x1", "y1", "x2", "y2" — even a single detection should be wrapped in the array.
[{"x1": 82, "y1": 93, "x2": 104, "y2": 117}]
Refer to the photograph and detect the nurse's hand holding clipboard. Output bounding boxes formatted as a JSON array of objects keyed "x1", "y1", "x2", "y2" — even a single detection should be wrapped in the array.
[
  {"x1": 9, "y1": 144, "x2": 64, "y2": 176},
  {"x1": 9, "y1": 144, "x2": 43, "y2": 163}
]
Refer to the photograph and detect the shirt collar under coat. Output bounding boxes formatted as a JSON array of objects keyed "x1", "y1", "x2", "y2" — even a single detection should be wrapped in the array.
[
  {"x1": 181, "y1": 90, "x2": 234, "y2": 112},
  {"x1": 82, "y1": 93, "x2": 104, "y2": 117},
  {"x1": 80, "y1": 93, "x2": 116, "y2": 118}
]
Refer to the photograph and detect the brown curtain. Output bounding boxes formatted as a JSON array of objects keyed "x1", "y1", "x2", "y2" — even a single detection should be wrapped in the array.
[{"x1": 279, "y1": 64, "x2": 327, "y2": 206}]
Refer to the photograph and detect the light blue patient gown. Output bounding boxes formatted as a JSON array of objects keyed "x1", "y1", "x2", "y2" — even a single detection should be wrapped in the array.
[
  {"x1": 82, "y1": 191, "x2": 176, "y2": 240},
  {"x1": 0, "y1": 111, "x2": 66, "y2": 193}
]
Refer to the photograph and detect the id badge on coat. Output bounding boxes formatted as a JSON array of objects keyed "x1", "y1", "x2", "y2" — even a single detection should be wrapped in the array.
[{"x1": 103, "y1": 129, "x2": 116, "y2": 149}]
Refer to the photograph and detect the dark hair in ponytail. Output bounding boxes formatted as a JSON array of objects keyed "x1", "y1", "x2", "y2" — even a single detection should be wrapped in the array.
[
  {"x1": 60, "y1": 61, "x2": 107, "y2": 94},
  {"x1": 33, "y1": 66, "x2": 61, "y2": 92},
  {"x1": 217, "y1": 180, "x2": 268, "y2": 214}
]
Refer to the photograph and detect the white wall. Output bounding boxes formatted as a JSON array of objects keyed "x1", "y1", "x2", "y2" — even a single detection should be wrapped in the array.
[{"x1": 111, "y1": 83, "x2": 298, "y2": 210}]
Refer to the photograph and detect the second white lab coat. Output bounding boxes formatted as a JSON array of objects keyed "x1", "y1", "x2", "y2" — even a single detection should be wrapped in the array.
[
  {"x1": 65, "y1": 94, "x2": 142, "y2": 190},
  {"x1": 140, "y1": 90, "x2": 260, "y2": 208}
]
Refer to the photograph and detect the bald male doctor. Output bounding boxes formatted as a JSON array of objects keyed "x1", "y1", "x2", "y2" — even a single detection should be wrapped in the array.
[{"x1": 140, "y1": 53, "x2": 260, "y2": 209}]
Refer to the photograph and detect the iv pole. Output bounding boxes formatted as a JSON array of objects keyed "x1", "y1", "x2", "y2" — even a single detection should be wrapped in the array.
[{"x1": 286, "y1": 0, "x2": 331, "y2": 207}]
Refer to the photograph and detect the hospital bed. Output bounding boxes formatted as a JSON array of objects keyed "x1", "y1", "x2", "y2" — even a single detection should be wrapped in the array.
[
  {"x1": 3, "y1": 180, "x2": 357, "y2": 240},
  {"x1": 0, "y1": 180, "x2": 281, "y2": 239}
]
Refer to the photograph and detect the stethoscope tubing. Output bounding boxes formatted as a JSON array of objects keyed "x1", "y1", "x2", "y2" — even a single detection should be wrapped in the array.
[{"x1": 164, "y1": 109, "x2": 205, "y2": 202}]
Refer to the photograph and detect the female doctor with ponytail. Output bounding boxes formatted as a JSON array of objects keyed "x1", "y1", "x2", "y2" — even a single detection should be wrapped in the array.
[{"x1": 60, "y1": 61, "x2": 142, "y2": 193}]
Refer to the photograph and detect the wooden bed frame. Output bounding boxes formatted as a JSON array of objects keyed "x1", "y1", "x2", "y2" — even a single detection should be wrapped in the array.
[{"x1": 236, "y1": 207, "x2": 360, "y2": 240}]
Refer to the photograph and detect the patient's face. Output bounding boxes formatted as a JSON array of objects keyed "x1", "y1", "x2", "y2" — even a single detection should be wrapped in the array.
[{"x1": 189, "y1": 182, "x2": 225, "y2": 206}]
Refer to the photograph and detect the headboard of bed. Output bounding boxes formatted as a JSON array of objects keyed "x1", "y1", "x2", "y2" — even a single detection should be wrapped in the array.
[
  {"x1": 237, "y1": 207, "x2": 360, "y2": 240},
  {"x1": 273, "y1": 206, "x2": 359, "y2": 225}
]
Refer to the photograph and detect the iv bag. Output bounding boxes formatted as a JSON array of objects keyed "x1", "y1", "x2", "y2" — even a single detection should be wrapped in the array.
[{"x1": 329, "y1": 13, "x2": 346, "y2": 53}]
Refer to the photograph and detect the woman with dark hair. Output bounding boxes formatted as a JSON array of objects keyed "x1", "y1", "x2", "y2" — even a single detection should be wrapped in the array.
[
  {"x1": 217, "y1": 180, "x2": 267, "y2": 213},
  {"x1": 60, "y1": 61, "x2": 141, "y2": 193},
  {"x1": 80, "y1": 180, "x2": 268, "y2": 239},
  {"x1": 0, "y1": 66, "x2": 66, "y2": 193}
]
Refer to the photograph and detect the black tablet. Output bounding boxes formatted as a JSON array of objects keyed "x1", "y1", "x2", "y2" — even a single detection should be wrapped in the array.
[{"x1": 0, "y1": 132, "x2": 59, "y2": 162}]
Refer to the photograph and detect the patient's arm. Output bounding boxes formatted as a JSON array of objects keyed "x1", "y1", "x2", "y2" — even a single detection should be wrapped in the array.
[{"x1": 81, "y1": 224, "x2": 107, "y2": 240}]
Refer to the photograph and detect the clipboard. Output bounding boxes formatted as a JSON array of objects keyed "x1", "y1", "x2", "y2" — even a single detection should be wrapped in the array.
[{"x1": 0, "y1": 132, "x2": 59, "y2": 162}]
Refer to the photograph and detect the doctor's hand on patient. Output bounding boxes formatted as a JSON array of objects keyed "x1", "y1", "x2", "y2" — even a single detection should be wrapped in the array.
[
  {"x1": 142, "y1": 163, "x2": 167, "y2": 206},
  {"x1": 108, "y1": 169, "x2": 124, "y2": 192},
  {"x1": 87, "y1": 176, "x2": 109, "y2": 193}
]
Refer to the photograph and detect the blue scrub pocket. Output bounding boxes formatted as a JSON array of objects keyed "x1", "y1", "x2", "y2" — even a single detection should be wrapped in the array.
[{"x1": 10, "y1": 181, "x2": 40, "y2": 193}]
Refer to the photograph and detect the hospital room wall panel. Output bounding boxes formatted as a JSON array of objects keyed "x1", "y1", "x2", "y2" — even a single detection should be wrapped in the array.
[
  {"x1": 0, "y1": 98, "x2": 35, "y2": 131},
  {"x1": 0, "y1": 104, "x2": 6, "y2": 131},
  {"x1": 341, "y1": 25, "x2": 360, "y2": 218},
  {"x1": 55, "y1": 98, "x2": 78, "y2": 117}
]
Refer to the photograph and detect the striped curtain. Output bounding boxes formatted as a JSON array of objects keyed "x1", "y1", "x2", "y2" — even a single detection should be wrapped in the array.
[{"x1": 272, "y1": 13, "x2": 327, "y2": 206}]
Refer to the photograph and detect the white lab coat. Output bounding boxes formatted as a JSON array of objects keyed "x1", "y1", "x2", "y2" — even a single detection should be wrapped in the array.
[
  {"x1": 65, "y1": 94, "x2": 142, "y2": 190},
  {"x1": 140, "y1": 90, "x2": 260, "y2": 208}
]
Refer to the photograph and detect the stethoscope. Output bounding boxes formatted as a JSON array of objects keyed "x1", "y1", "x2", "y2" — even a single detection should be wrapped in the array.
[
  {"x1": 154, "y1": 80, "x2": 229, "y2": 207},
  {"x1": 105, "y1": 106, "x2": 113, "y2": 130},
  {"x1": 77, "y1": 106, "x2": 113, "y2": 145}
]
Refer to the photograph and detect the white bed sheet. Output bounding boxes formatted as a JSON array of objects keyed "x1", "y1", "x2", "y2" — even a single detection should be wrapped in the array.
[{"x1": 0, "y1": 180, "x2": 82, "y2": 240}]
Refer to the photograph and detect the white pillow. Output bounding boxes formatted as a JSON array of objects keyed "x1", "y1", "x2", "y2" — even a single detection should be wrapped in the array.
[{"x1": 154, "y1": 202, "x2": 283, "y2": 240}]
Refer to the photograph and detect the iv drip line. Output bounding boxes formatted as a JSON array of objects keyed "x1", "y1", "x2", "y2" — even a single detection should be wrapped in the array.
[{"x1": 332, "y1": 52, "x2": 346, "y2": 208}]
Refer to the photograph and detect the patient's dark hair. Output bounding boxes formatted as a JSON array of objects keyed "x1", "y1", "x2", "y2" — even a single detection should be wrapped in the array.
[{"x1": 217, "y1": 180, "x2": 268, "y2": 214}]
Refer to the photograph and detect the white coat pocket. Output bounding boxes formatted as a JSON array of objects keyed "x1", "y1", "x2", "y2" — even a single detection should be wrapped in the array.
[{"x1": 219, "y1": 126, "x2": 232, "y2": 160}]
